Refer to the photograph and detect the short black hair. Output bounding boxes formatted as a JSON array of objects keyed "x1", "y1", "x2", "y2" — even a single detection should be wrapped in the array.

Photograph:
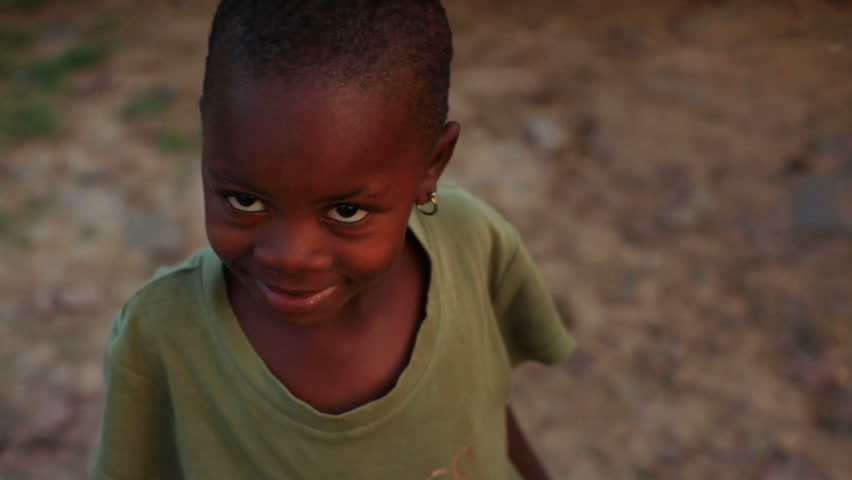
[{"x1": 203, "y1": 0, "x2": 453, "y2": 134}]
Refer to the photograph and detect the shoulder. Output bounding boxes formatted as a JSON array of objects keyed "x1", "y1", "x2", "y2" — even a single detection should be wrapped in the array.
[
  {"x1": 106, "y1": 249, "x2": 215, "y2": 374},
  {"x1": 432, "y1": 184, "x2": 521, "y2": 255},
  {"x1": 120, "y1": 248, "x2": 211, "y2": 322},
  {"x1": 423, "y1": 185, "x2": 523, "y2": 293}
]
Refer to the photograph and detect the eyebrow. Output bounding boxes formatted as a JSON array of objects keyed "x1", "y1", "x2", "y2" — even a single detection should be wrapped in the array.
[
  {"x1": 312, "y1": 185, "x2": 393, "y2": 205},
  {"x1": 206, "y1": 168, "x2": 273, "y2": 198}
]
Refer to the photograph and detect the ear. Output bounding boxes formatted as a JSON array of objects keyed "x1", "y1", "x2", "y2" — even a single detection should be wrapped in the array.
[{"x1": 417, "y1": 121, "x2": 460, "y2": 204}]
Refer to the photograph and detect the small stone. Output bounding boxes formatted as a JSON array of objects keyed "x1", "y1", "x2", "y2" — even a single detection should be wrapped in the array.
[
  {"x1": 793, "y1": 175, "x2": 852, "y2": 234},
  {"x1": 66, "y1": 148, "x2": 108, "y2": 182},
  {"x1": 0, "y1": 400, "x2": 17, "y2": 445},
  {"x1": 661, "y1": 207, "x2": 697, "y2": 229},
  {"x1": 524, "y1": 116, "x2": 566, "y2": 153},
  {"x1": 56, "y1": 283, "x2": 104, "y2": 313},
  {"x1": 605, "y1": 26, "x2": 646, "y2": 57},
  {"x1": 15, "y1": 343, "x2": 56, "y2": 377},
  {"x1": 777, "y1": 431, "x2": 800, "y2": 453},
  {"x1": 660, "y1": 188, "x2": 712, "y2": 230},
  {"x1": 826, "y1": 42, "x2": 844, "y2": 53},
  {"x1": 456, "y1": 66, "x2": 539, "y2": 97},
  {"x1": 125, "y1": 207, "x2": 183, "y2": 258},
  {"x1": 491, "y1": 141, "x2": 543, "y2": 197},
  {"x1": 494, "y1": 141, "x2": 528, "y2": 164},
  {"x1": 33, "y1": 288, "x2": 54, "y2": 314},
  {"x1": 78, "y1": 363, "x2": 103, "y2": 397},
  {"x1": 25, "y1": 396, "x2": 74, "y2": 445}
]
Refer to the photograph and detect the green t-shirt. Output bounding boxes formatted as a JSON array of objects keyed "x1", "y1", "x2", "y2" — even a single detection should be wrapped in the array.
[{"x1": 90, "y1": 185, "x2": 574, "y2": 480}]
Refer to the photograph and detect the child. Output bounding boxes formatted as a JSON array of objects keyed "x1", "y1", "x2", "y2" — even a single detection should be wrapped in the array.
[{"x1": 90, "y1": 1, "x2": 575, "y2": 479}]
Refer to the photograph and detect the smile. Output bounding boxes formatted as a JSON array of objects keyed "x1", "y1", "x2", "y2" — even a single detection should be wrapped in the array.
[{"x1": 256, "y1": 281, "x2": 338, "y2": 314}]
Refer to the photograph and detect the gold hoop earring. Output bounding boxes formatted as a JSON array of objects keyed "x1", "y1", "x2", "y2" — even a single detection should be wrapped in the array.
[{"x1": 416, "y1": 192, "x2": 438, "y2": 216}]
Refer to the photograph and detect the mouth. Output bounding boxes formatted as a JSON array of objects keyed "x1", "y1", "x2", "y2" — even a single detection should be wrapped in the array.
[{"x1": 255, "y1": 281, "x2": 338, "y2": 314}]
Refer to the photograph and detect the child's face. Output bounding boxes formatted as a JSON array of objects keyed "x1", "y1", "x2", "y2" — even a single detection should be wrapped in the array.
[{"x1": 201, "y1": 74, "x2": 457, "y2": 326}]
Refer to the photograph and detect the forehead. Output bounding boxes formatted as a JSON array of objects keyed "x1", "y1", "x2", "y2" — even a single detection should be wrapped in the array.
[{"x1": 202, "y1": 73, "x2": 430, "y2": 192}]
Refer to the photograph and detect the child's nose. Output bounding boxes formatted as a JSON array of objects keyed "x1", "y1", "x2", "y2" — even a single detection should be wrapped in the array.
[{"x1": 253, "y1": 220, "x2": 331, "y2": 273}]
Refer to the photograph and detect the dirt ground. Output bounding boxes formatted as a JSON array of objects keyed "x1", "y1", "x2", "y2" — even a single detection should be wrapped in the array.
[{"x1": 1, "y1": 0, "x2": 851, "y2": 479}]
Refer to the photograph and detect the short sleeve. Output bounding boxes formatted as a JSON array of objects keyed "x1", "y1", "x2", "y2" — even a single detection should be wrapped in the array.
[
  {"x1": 491, "y1": 237, "x2": 575, "y2": 367},
  {"x1": 89, "y1": 309, "x2": 180, "y2": 480}
]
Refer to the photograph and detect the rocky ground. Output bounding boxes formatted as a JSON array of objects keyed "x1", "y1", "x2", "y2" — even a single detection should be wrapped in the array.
[{"x1": 1, "y1": 0, "x2": 851, "y2": 479}]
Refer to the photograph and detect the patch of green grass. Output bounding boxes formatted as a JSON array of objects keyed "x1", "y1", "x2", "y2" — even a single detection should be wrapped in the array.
[
  {"x1": 0, "y1": 209, "x2": 9, "y2": 233},
  {"x1": 0, "y1": 0, "x2": 53, "y2": 12},
  {"x1": 0, "y1": 38, "x2": 111, "y2": 145},
  {"x1": 0, "y1": 196, "x2": 49, "y2": 247},
  {"x1": 0, "y1": 28, "x2": 35, "y2": 51},
  {"x1": 0, "y1": 99, "x2": 60, "y2": 142},
  {"x1": 23, "y1": 196, "x2": 50, "y2": 217},
  {"x1": 0, "y1": 16, "x2": 119, "y2": 150},
  {"x1": 28, "y1": 40, "x2": 110, "y2": 89},
  {"x1": 0, "y1": 51, "x2": 14, "y2": 78},
  {"x1": 784, "y1": 314, "x2": 826, "y2": 357},
  {"x1": 85, "y1": 11, "x2": 121, "y2": 37},
  {"x1": 79, "y1": 224, "x2": 98, "y2": 243},
  {"x1": 155, "y1": 126, "x2": 201, "y2": 154},
  {"x1": 0, "y1": 207, "x2": 32, "y2": 249},
  {"x1": 121, "y1": 85, "x2": 176, "y2": 120},
  {"x1": 0, "y1": 26, "x2": 35, "y2": 78}
]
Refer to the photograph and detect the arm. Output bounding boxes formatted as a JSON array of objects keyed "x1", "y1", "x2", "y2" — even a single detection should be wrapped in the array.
[
  {"x1": 507, "y1": 407, "x2": 551, "y2": 480},
  {"x1": 89, "y1": 308, "x2": 180, "y2": 479},
  {"x1": 89, "y1": 361, "x2": 180, "y2": 479}
]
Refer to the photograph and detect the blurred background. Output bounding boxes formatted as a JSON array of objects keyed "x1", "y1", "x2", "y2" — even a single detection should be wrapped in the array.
[{"x1": 1, "y1": 0, "x2": 851, "y2": 478}]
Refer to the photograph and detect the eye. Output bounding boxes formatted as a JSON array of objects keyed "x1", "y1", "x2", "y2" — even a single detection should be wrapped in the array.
[
  {"x1": 326, "y1": 203, "x2": 369, "y2": 224},
  {"x1": 226, "y1": 193, "x2": 266, "y2": 212}
]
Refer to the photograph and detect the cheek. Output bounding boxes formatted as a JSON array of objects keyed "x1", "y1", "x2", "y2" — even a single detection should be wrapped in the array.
[
  {"x1": 340, "y1": 247, "x2": 395, "y2": 281},
  {"x1": 338, "y1": 218, "x2": 409, "y2": 282},
  {"x1": 204, "y1": 206, "x2": 251, "y2": 263}
]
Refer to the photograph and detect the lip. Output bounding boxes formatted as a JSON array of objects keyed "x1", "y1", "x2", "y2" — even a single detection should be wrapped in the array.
[{"x1": 256, "y1": 281, "x2": 338, "y2": 314}]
